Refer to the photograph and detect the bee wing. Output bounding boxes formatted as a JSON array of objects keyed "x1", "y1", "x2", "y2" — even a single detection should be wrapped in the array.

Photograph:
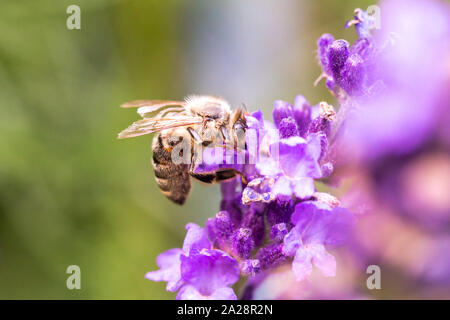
[
  {"x1": 121, "y1": 100, "x2": 186, "y2": 118},
  {"x1": 120, "y1": 100, "x2": 185, "y2": 109},
  {"x1": 118, "y1": 117, "x2": 202, "y2": 139}
]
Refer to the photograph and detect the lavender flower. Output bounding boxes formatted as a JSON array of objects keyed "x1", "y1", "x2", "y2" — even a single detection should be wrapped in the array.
[
  {"x1": 178, "y1": 250, "x2": 239, "y2": 300},
  {"x1": 282, "y1": 201, "x2": 355, "y2": 281},
  {"x1": 345, "y1": 8, "x2": 378, "y2": 38},
  {"x1": 145, "y1": 248, "x2": 183, "y2": 292},
  {"x1": 146, "y1": 223, "x2": 239, "y2": 299},
  {"x1": 243, "y1": 97, "x2": 336, "y2": 203},
  {"x1": 145, "y1": 223, "x2": 209, "y2": 292},
  {"x1": 255, "y1": 134, "x2": 322, "y2": 199}
]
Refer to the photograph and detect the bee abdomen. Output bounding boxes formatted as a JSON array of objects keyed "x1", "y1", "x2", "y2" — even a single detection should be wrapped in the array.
[
  {"x1": 152, "y1": 133, "x2": 191, "y2": 205},
  {"x1": 154, "y1": 176, "x2": 171, "y2": 192}
]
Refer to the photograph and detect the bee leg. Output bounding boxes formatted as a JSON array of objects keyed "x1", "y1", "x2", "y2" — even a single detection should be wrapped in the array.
[
  {"x1": 190, "y1": 169, "x2": 238, "y2": 185},
  {"x1": 190, "y1": 172, "x2": 217, "y2": 184},
  {"x1": 214, "y1": 169, "x2": 248, "y2": 185},
  {"x1": 220, "y1": 126, "x2": 230, "y2": 144},
  {"x1": 215, "y1": 169, "x2": 238, "y2": 182},
  {"x1": 188, "y1": 141, "x2": 214, "y2": 184},
  {"x1": 235, "y1": 170, "x2": 248, "y2": 185},
  {"x1": 187, "y1": 127, "x2": 201, "y2": 142}
]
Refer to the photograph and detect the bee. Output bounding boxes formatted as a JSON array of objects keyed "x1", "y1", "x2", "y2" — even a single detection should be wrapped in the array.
[{"x1": 118, "y1": 95, "x2": 248, "y2": 205}]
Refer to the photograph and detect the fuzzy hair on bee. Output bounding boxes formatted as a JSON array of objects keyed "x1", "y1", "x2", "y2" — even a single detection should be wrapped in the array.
[{"x1": 118, "y1": 95, "x2": 248, "y2": 205}]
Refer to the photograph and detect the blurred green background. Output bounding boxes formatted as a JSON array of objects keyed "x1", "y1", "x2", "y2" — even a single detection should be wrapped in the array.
[{"x1": 0, "y1": 0, "x2": 373, "y2": 299}]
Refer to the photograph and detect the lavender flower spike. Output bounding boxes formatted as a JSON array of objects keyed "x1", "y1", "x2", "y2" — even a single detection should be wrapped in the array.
[{"x1": 345, "y1": 8, "x2": 378, "y2": 38}]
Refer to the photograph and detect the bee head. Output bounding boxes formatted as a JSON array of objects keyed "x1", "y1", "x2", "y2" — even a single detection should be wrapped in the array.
[
  {"x1": 231, "y1": 107, "x2": 248, "y2": 131},
  {"x1": 185, "y1": 95, "x2": 231, "y2": 121}
]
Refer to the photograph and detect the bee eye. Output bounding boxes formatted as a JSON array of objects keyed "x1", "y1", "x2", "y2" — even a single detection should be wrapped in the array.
[{"x1": 202, "y1": 141, "x2": 212, "y2": 147}]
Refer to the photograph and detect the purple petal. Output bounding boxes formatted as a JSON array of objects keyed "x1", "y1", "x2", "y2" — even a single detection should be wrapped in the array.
[
  {"x1": 176, "y1": 285, "x2": 202, "y2": 300},
  {"x1": 180, "y1": 249, "x2": 239, "y2": 296},
  {"x1": 291, "y1": 201, "x2": 356, "y2": 246},
  {"x1": 317, "y1": 33, "x2": 335, "y2": 74},
  {"x1": 282, "y1": 227, "x2": 301, "y2": 257},
  {"x1": 145, "y1": 248, "x2": 183, "y2": 292},
  {"x1": 271, "y1": 175, "x2": 292, "y2": 196},
  {"x1": 155, "y1": 248, "x2": 183, "y2": 268},
  {"x1": 273, "y1": 100, "x2": 293, "y2": 128},
  {"x1": 306, "y1": 133, "x2": 323, "y2": 164},
  {"x1": 309, "y1": 244, "x2": 336, "y2": 277},
  {"x1": 255, "y1": 154, "x2": 281, "y2": 176},
  {"x1": 292, "y1": 177, "x2": 315, "y2": 199},
  {"x1": 177, "y1": 285, "x2": 237, "y2": 300},
  {"x1": 277, "y1": 136, "x2": 308, "y2": 177},
  {"x1": 209, "y1": 287, "x2": 238, "y2": 300},
  {"x1": 293, "y1": 94, "x2": 312, "y2": 137},
  {"x1": 250, "y1": 110, "x2": 264, "y2": 124},
  {"x1": 292, "y1": 246, "x2": 313, "y2": 281},
  {"x1": 182, "y1": 223, "x2": 211, "y2": 254},
  {"x1": 277, "y1": 135, "x2": 322, "y2": 179}
]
